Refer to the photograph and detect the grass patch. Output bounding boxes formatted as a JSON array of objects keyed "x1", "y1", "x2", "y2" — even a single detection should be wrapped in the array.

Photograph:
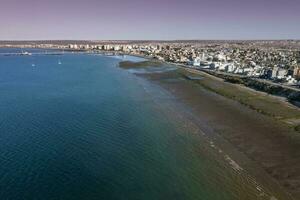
[
  {"x1": 177, "y1": 69, "x2": 300, "y2": 128},
  {"x1": 119, "y1": 61, "x2": 163, "y2": 69}
]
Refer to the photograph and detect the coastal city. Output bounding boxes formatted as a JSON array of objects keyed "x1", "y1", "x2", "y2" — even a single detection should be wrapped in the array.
[
  {"x1": 1, "y1": 40, "x2": 300, "y2": 88},
  {"x1": 2, "y1": 0, "x2": 300, "y2": 199}
]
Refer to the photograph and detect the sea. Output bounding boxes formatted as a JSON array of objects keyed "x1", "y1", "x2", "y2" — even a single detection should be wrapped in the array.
[{"x1": 0, "y1": 48, "x2": 284, "y2": 200}]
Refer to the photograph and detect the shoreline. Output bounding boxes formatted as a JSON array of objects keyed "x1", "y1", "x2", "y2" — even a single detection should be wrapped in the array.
[
  {"x1": 117, "y1": 53, "x2": 300, "y2": 130},
  {"x1": 2, "y1": 45, "x2": 299, "y2": 130},
  {"x1": 119, "y1": 59, "x2": 300, "y2": 199},
  {"x1": 110, "y1": 50, "x2": 300, "y2": 109},
  {"x1": 2, "y1": 47, "x2": 299, "y2": 198}
]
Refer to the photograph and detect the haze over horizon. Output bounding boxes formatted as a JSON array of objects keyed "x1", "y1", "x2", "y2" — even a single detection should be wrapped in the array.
[{"x1": 1, "y1": 0, "x2": 300, "y2": 40}]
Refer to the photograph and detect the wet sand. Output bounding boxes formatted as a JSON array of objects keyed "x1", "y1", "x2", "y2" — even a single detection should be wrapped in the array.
[{"x1": 133, "y1": 67, "x2": 300, "y2": 199}]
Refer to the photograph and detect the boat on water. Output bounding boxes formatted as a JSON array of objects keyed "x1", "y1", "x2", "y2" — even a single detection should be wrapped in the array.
[
  {"x1": 58, "y1": 60, "x2": 62, "y2": 65},
  {"x1": 32, "y1": 64, "x2": 36, "y2": 67},
  {"x1": 21, "y1": 51, "x2": 32, "y2": 56}
]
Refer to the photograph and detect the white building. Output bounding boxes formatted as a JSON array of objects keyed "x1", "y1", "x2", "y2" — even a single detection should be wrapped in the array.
[{"x1": 192, "y1": 57, "x2": 201, "y2": 67}]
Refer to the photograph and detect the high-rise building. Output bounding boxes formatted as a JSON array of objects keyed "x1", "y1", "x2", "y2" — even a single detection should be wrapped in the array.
[{"x1": 271, "y1": 66, "x2": 279, "y2": 78}]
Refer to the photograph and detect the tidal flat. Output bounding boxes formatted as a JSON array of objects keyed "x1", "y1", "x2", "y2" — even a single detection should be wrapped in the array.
[{"x1": 121, "y1": 60, "x2": 300, "y2": 199}]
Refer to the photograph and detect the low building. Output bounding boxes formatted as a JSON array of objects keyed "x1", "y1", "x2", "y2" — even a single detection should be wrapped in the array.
[
  {"x1": 293, "y1": 66, "x2": 300, "y2": 80},
  {"x1": 192, "y1": 57, "x2": 201, "y2": 67}
]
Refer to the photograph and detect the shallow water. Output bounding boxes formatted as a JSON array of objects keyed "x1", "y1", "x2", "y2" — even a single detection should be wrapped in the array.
[{"x1": 0, "y1": 49, "x2": 285, "y2": 200}]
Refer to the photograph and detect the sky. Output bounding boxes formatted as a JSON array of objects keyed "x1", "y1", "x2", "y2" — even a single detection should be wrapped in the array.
[{"x1": 0, "y1": 0, "x2": 299, "y2": 40}]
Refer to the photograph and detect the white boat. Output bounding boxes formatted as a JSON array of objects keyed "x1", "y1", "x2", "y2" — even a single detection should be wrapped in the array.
[
  {"x1": 58, "y1": 60, "x2": 62, "y2": 65},
  {"x1": 21, "y1": 51, "x2": 32, "y2": 56}
]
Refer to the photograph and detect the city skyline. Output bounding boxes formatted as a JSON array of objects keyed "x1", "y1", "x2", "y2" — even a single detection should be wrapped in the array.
[{"x1": 1, "y1": 0, "x2": 300, "y2": 40}]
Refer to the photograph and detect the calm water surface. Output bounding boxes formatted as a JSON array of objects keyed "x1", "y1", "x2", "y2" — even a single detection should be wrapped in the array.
[{"x1": 0, "y1": 49, "x2": 282, "y2": 200}]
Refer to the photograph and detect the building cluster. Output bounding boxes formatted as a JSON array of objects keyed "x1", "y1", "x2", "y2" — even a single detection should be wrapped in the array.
[
  {"x1": 67, "y1": 41, "x2": 299, "y2": 87},
  {"x1": 1, "y1": 40, "x2": 300, "y2": 87}
]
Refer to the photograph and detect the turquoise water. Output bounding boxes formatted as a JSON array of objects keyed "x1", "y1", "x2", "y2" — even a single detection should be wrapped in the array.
[{"x1": 0, "y1": 49, "x2": 278, "y2": 200}]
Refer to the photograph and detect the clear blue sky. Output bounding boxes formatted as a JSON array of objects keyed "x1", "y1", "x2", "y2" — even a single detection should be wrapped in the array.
[{"x1": 1, "y1": 0, "x2": 299, "y2": 40}]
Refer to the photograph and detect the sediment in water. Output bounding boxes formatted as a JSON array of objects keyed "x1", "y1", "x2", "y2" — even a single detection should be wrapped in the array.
[{"x1": 119, "y1": 61, "x2": 300, "y2": 199}]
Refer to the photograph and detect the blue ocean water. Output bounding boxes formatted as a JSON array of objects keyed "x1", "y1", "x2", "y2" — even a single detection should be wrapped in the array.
[{"x1": 0, "y1": 49, "x2": 277, "y2": 200}]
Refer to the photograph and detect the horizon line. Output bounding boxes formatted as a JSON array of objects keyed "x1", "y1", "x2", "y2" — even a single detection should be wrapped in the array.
[{"x1": 0, "y1": 39, "x2": 300, "y2": 42}]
